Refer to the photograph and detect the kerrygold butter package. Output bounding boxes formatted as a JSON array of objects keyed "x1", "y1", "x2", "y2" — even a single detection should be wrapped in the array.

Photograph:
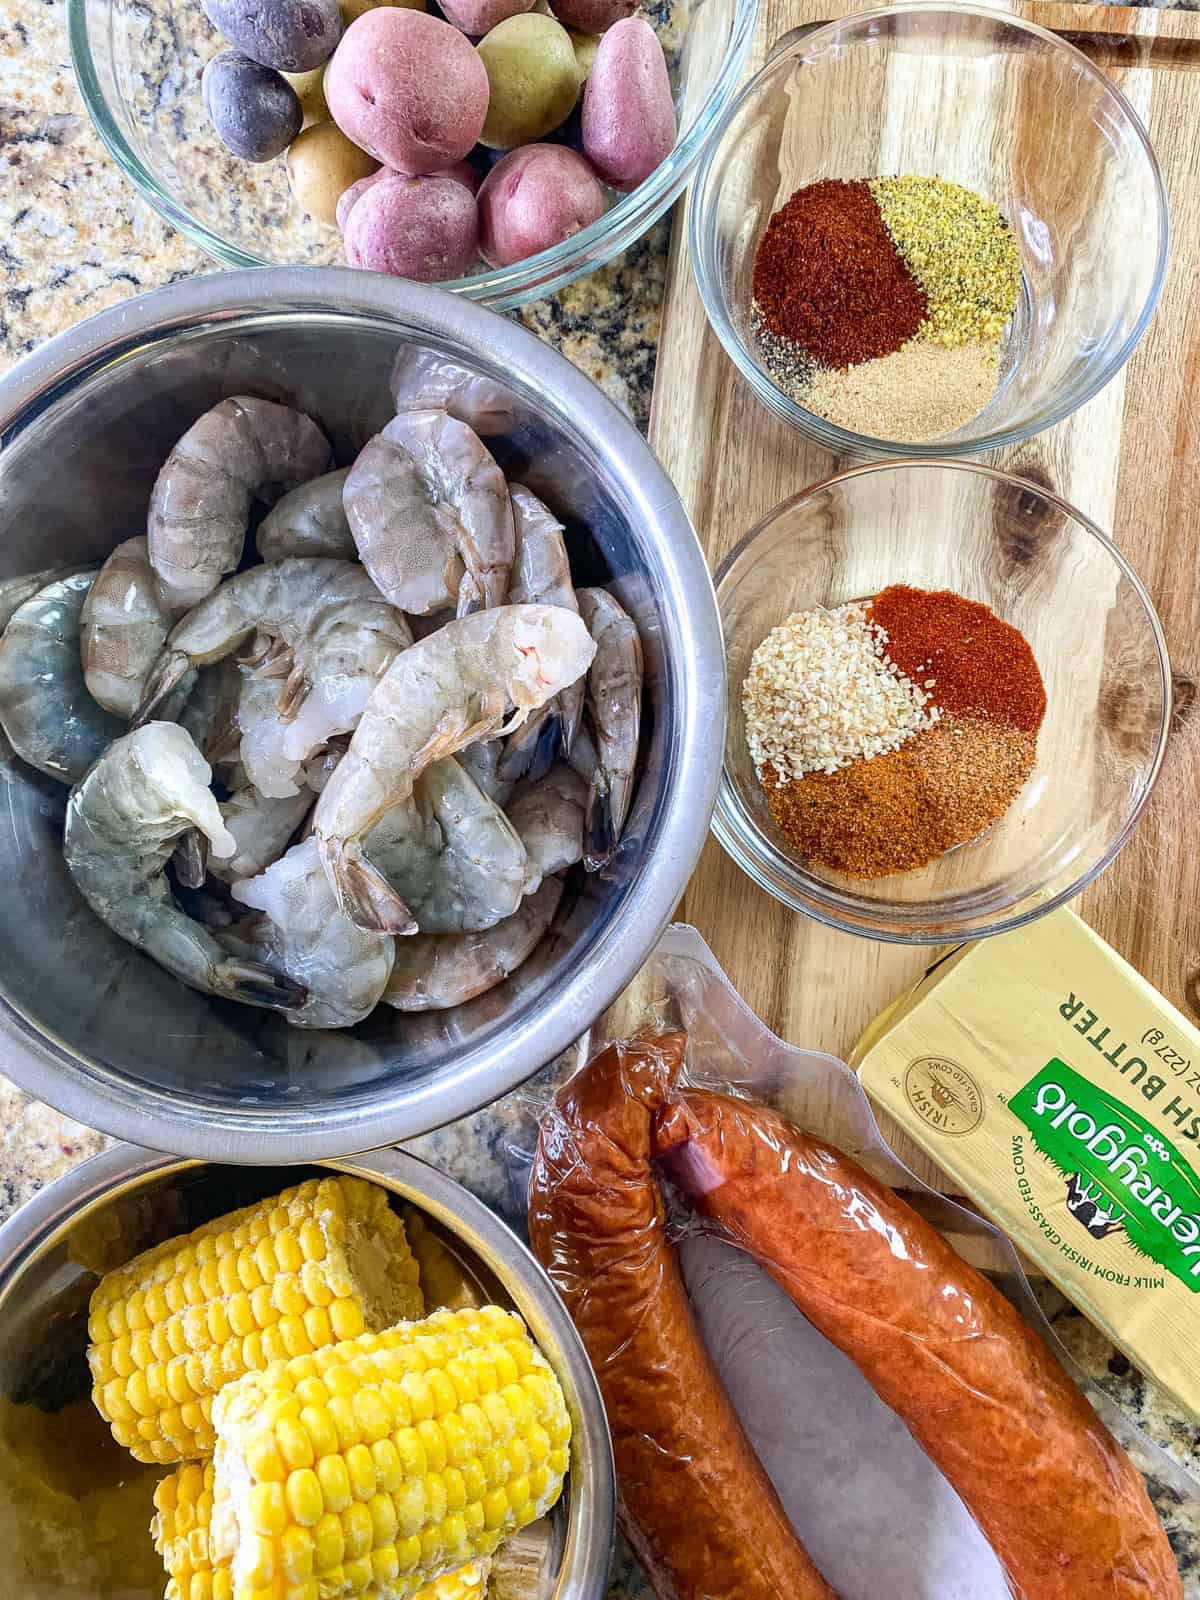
[{"x1": 853, "y1": 907, "x2": 1200, "y2": 1419}]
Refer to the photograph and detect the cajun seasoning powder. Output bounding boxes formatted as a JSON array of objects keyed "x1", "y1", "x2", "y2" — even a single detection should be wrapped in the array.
[
  {"x1": 751, "y1": 179, "x2": 927, "y2": 368},
  {"x1": 751, "y1": 174, "x2": 1022, "y2": 442},
  {"x1": 747, "y1": 586, "x2": 1046, "y2": 879},
  {"x1": 867, "y1": 585, "x2": 1047, "y2": 732}
]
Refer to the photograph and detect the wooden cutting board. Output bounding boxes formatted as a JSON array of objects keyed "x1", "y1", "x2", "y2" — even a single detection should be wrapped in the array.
[{"x1": 649, "y1": 0, "x2": 1200, "y2": 1184}]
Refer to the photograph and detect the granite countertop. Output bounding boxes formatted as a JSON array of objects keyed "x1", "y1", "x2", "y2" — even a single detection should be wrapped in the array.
[{"x1": 3, "y1": 0, "x2": 1200, "y2": 1594}]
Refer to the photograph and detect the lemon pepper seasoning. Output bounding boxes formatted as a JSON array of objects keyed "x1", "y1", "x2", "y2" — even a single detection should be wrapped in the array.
[{"x1": 870, "y1": 175, "x2": 1022, "y2": 347}]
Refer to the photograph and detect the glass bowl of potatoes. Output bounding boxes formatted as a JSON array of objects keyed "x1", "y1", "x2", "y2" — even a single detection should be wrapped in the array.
[{"x1": 69, "y1": 0, "x2": 759, "y2": 307}]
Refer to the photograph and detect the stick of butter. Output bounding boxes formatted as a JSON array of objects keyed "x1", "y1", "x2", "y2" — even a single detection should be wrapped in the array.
[{"x1": 853, "y1": 906, "x2": 1200, "y2": 1420}]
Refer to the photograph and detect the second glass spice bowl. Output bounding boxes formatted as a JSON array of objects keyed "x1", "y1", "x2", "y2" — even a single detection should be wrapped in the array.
[
  {"x1": 690, "y1": 2, "x2": 1169, "y2": 457},
  {"x1": 714, "y1": 461, "x2": 1171, "y2": 943}
]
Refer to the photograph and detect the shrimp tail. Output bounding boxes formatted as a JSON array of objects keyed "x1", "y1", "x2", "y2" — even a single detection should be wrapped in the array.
[
  {"x1": 214, "y1": 958, "x2": 309, "y2": 1011},
  {"x1": 173, "y1": 828, "x2": 208, "y2": 890},
  {"x1": 498, "y1": 704, "x2": 563, "y2": 787},
  {"x1": 319, "y1": 836, "x2": 419, "y2": 936},
  {"x1": 276, "y1": 662, "x2": 310, "y2": 720},
  {"x1": 134, "y1": 649, "x2": 192, "y2": 726},
  {"x1": 583, "y1": 769, "x2": 619, "y2": 873},
  {"x1": 456, "y1": 573, "x2": 484, "y2": 619},
  {"x1": 561, "y1": 682, "x2": 584, "y2": 757}
]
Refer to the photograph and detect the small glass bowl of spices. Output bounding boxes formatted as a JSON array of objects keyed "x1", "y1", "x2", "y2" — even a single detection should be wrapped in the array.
[
  {"x1": 691, "y1": 3, "x2": 1168, "y2": 458},
  {"x1": 715, "y1": 461, "x2": 1170, "y2": 942}
]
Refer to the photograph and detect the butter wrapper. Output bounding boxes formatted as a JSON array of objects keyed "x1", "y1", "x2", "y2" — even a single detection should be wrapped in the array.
[{"x1": 854, "y1": 906, "x2": 1200, "y2": 1420}]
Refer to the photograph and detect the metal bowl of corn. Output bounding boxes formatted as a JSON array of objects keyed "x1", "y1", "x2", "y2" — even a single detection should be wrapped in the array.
[{"x1": 0, "y1": 1147, "x2": 615, "y2": 1599}]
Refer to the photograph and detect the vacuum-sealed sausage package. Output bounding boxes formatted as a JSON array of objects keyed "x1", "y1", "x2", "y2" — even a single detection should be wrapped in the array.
[{"x1": 512, "y1": 925, "x2": 1197, "y2": 1600}]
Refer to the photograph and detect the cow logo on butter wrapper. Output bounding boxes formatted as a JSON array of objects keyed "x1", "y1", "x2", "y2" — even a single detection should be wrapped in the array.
[{"x1": 903, "y1": 1056, "x2": 984, "y2": 1136}]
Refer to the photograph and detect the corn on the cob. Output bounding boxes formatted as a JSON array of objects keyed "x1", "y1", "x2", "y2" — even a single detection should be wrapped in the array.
[
  {"x1": 89, "y1": 1177, "x2": 424, "y2": 1465},
  {"x1": 153, "y1": 1462, "x2": 490, "y2": 1600},
  {"x1": 207, "y1": 1304, "x2": 571, "y2": 1599}
]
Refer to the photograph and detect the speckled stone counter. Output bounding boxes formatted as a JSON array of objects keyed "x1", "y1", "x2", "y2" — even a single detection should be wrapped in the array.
[{"x1": 3, "y1": 0, "x2": 1200, "y2": 1593}]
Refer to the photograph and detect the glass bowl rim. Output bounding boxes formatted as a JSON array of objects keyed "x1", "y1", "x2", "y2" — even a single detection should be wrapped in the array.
[
  {"x1": 688, "y1": 0, "x2": 1172, "y2": 460},
  {"x1": 712, "y1": 455, "x2": 1174, "y2": 944},
  {"x1": 67, "y1": 0, "x2": 761, "y2": 311}
]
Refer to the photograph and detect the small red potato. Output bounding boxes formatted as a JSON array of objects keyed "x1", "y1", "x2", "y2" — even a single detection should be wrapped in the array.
[
  {"x1": 336, "y1": 158, "x2": 479, "y2": 231},
  {"x1": 582, "y1": 17, "x2": 675, "y2": 190},
  {"x1": 325, "y1": 9, "x2": 489, "y2": 171},
  {"x1": 478, "y1": 144, "x2": 605, "y2": 266},
  {"x1": 343, "y1": 173, "x2": 480, "y2": 279},
  {"x1": 439, "y1": 0, "x2": 537, "y2": 36}
]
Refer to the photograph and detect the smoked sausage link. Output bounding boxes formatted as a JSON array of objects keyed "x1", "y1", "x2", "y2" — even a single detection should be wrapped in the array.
[
  {"x1": 528, "y1": 1035, "x2": 836, "y2": 1600},
  {"x1": 653, "y1": 1088, "x2": 1181, "y2": 1600}
]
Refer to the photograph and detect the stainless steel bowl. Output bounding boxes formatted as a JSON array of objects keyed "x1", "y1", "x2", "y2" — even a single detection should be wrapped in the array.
[
  {"x1": 0, "y1": 269, "x2": 724, "y2": 1160},
  {"x1": 0, "y1": 1146, "x2": 616, "y2": 1599}
]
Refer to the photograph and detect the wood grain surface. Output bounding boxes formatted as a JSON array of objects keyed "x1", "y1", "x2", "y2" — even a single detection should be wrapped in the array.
[{"x1": 650, "y1": 0, "x2": 1200, "y2": 1184}]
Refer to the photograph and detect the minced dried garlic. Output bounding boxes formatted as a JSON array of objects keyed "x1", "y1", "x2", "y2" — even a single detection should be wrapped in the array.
[{"x1": 742, "y1": 601, "x2": 938, "y2": 781}]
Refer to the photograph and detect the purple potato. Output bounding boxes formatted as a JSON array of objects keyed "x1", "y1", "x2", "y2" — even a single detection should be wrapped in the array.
[
  {"x1": 547, "y1": 0, "x2": 635, "y2": 31},
  {"x1": 582, "y1": 16, "x2": 675, "y2": 190},
  {"x1": 202, "y1": 0, "x2": 344, "y2": 71},
  {"x1": 477, "y1": 144, "x2": 605, "y2": 266},
  {"x1": 342, "y1": 173, "x2": 480, "y2": 279},
  {"x1": 203, "y1": 51, "x2": 304, "y2": 161},
  {"x1": 324, "y1": 10, "x2": 489, "y2": 172}
]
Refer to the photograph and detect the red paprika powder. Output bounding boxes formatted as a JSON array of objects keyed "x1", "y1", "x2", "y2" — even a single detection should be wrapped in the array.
[
  {"x1": 752, "y1": 179, "x2": 927, "y2": 369},
  {"x1": 867, "y1": 585, "x2": 1046, "y2": 732}
]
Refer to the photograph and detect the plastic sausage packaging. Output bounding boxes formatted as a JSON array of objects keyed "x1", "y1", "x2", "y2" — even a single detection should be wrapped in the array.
[
  {"x1": 528, "y1": 1031, "x2": 1182, "y2": 1600},
  {"x1": 527, "y1": 1033, "x2": 835, "y2": 1598}
]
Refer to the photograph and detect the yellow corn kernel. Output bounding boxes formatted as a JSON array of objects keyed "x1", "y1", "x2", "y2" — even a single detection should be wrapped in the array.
[
  {"x1": 277, "y1": 1415, "x2": 315, "y2": 1471},
  {"x1": 286, "y1": 1468, "x2": 324, "y2": 1527},
  {"x1": 330, "y1": 1298, "x2": 365, "y2": 1341},
  {"x1": 417, "y1": 1419, "x2": 447, "y2": 1473},
  {"x1": 249, "y1": 1482, "x2": 287, "y2": 1536},
  {"x1": 394, "y1": 1477, "x2": 427, "y2": 1538},
  {"x1": 342, "y1": 1500, "x2": 374, "y2": 1560},
  {"x1": 245, "y1": 1429, "x2": 288, "y2": 1485},
  {"x1": 343, "y1": 1556, "x2": 374, "y2": 1594},
  {"x1": 280, "y1": 1523, "x2": 315, "y2": 1583},
  {"x1": 371, "y1": 1436, "x2": 403, "y2": 1494},
  {"x1": 313, "y1": 1512, "x2": 344, "y2": 1570},
  {"x1": 88, "y1": 1176, "x2": 423, "y2": 1465},
  {"x1": 316, "y1": 1454, "x2": 352, "y2": 1514},
  {"x1": 300, "y1": 1404, "x2": 338, "y2": 1462}
]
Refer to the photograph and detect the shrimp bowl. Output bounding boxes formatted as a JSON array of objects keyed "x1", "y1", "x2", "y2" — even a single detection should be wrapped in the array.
[{"x1": 0, "y1": 269, "x2": 723, "y2": 1160}]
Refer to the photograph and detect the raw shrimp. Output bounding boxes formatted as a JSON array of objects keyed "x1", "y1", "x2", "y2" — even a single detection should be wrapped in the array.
[
  {"x1": 458, "y1": 738, "x2": 512, "y2": 807},
  {"x1": 302, "y1": 738, "x2": 347, "y2": 793},
  {"x1": 209, "y1": 783, "x2": 313, "y2": 882},
  {"x1": 382, "y1": 876, "x2": 563, "y2": 1011},
  {"x1": 230, "y1": 838, "x2": 393, "y2": 1028},
  {"x1": 499, "y1": 484, "x2": 584, "y2": 785},
  {"x1": 507, "y1": 763, "x2": 586, "y2": 891},
  {"x1": 256, "y1": 467, "x2": 357, "y2": 561},
  {"x1": 80, "y1": 537, "x2": 179, "y2": 718},
  {"x1": 148, "y1": 396, "x2": 330, "y2": 609},
  {"x1": 234, "y1": 664, "x2": 308, "y2": 798},
  {"x1": 63, "y1": 721, "x2": 304, "y2": 1010},
  {"x1": 577, "y1": 587, "x2": 642, "y2": 871},
  {"x1": 312, "y1": 604, "x2": 595, "y2": 933},
  {"x1": 0, "y1": 566, "x2": 72, "y2": 635},
  {"x1": 179, "y1": 660, "x2": 241, "y2": 771},
  {"x1": 0, "y1": 570, "x2": 125, "y2": 783},
  {"x1": 136, "y1": 560, "x2": 412, "y2": 785},
  {"x1": 388, "y1": 348, "x2": 523, "y2": 436},
  {"x1": 343, "y1": 409, "x2": 514, "y2": 616},
  {"x1": 365, "y1": 756, "x2": 528, "y2": 933}
]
